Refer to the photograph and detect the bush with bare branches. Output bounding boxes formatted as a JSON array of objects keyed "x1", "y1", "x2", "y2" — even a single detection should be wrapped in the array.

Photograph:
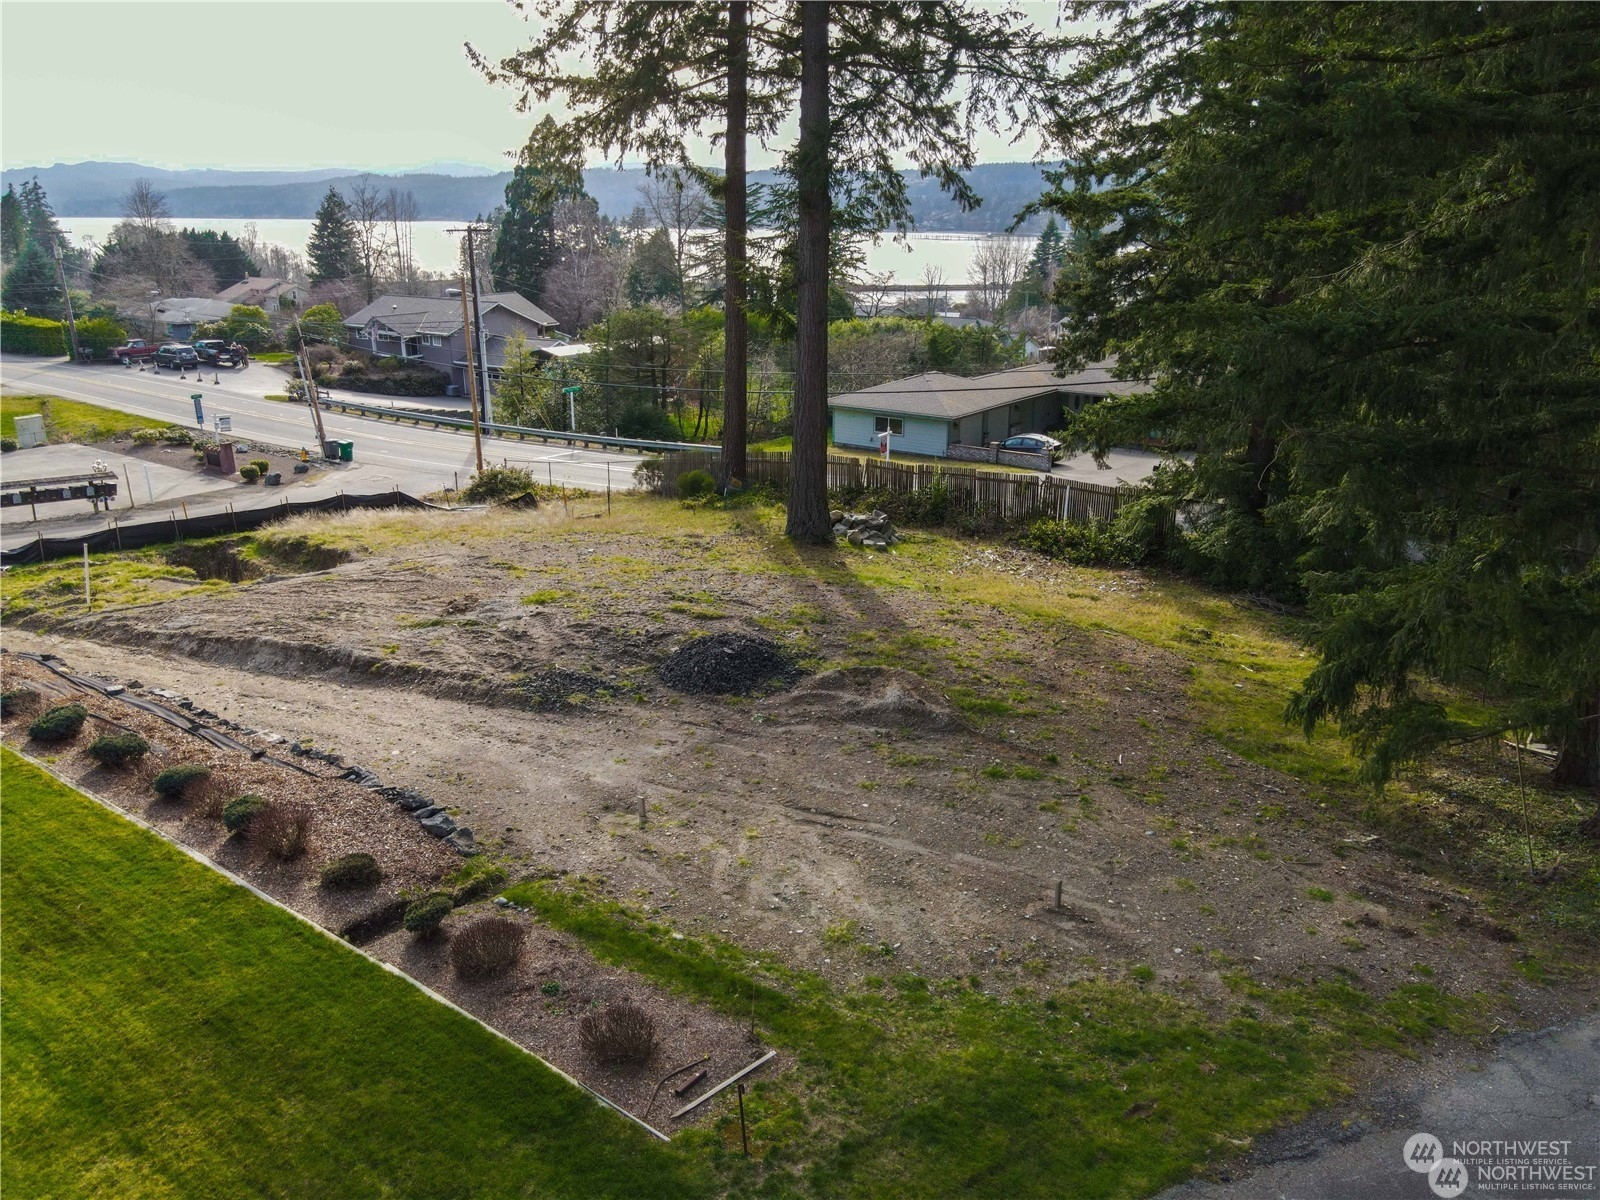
[
  {"x1": 449, "y1": 916, "x2": 528, "y2": 979},
  {"x1": 251, "y1": 799, "x2": 314, "y2": 860},
  {"x1": 578, "y1": 1000, "x2": 659, "y2": 1066}
]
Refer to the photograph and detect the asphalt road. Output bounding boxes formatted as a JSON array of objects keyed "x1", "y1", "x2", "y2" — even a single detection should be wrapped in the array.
[
  {"x1": 0, "y1": 355, "x2": 643, "y2": 497},
  {"x1": 1160, "y1": 1013, "x2": 1599, "y2": 1200}
]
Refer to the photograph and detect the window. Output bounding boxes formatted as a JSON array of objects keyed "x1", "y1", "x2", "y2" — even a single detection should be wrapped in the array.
[
  {"x1": 425, "y1": 335, "x2": 442, "y2": 347},
  {"x1": 874, "y1": 416, "x2": 904, "y2": 436}
]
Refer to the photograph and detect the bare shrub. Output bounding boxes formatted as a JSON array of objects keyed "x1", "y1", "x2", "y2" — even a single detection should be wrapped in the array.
[
  {"x1": 579, "y1": 1000, "x2": 659, "y2": 1066},
  {"x1": 449, "y1": 916, "x2": 527, "y2": 979},
  {"x1": 191, "y1": 771, "x2": 235, "y2": 819},
  {"x1": 251, "y1": 799, "x2": 314, "y2": 860}
]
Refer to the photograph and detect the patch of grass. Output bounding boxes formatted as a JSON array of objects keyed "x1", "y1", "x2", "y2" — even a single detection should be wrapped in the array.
[
  {"x1": 0, "y1": 749, "x2": 703, "y2": 1199},
  {"x1": 1307, "y1": 887, "x2": 1336, "y2": 903},
  {"x1": 503, "y1": 875, "x2": 1484, "y2": 1199},
  {"x1": 2, "y1": 394, "x2": 173, "y2": 444},
  {"x1": 522, "y1": 588, "x2": 571, "y2": 605}
]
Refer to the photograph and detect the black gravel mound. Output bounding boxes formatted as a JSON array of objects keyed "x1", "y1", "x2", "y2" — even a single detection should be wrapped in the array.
[
  {"x1": 658, "y1": 633, "x2": 799, "y2": 695},
  {"x1": 514, "y1": 667, "x2": 616, "y2": 711}
]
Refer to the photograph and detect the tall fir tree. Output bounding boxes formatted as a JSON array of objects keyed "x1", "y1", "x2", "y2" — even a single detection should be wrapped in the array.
[
  {"x1": 0, "y1": 185, "x2": 22, "y2": 265},
  {"x1": 1048, "y1": 1, "x2": 1600, "y2": 793},
  {"x1": 306, "y1": 187, "x2": 357, "y2": 285},
  {"x1": 490, "y1": 122, "x2": 582, "y2": 306}
]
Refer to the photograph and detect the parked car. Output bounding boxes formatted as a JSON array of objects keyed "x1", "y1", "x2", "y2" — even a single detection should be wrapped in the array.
[
  {"x1": 1001, "y1": 433, "x2": 1063, "y2": 460},
  {"x1": 154, "y1": 343, "x2": 200, "y2": 370},
  {"x1": 110, "y1": 339, "x2": 159, "y2": 364},
  {"x1": 194, "y1": 339, "x2": 247, "y2": 367}
]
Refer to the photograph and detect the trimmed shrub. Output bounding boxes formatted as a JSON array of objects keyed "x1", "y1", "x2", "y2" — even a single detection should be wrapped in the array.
[
  {"x1": 320, "y1": 852, "x2": 382, "y2": 890},
  {"x1": 252, "y1": 799, "x2": 313, "y2": 860},
  {"x1": 579, "y1": 1000, "x2": 659, "y2": 1066},
  {"x1": 86, "y1": 732, "x2": 150, "y2": 768},
  {"x1": 1, "y1": 686, "x2": 41, "y2": 719},
  {"x1": 239, "y1": 465, "x2": 260, "y2": 483},
  {"x1": 222, "y1": 794, "x2": 267, "y2": 834},
  {"x1": 76, "y1": 316, "x2": 127, "y2": 359},
  {"x1": 0, "y1": 310, "x2": 66, "y2": 356},
  {"x1": 28, "y1": 702, "x2": 87, "y2": 743},
  {"x1": 677, "y1": 468, "x2": 716, "y2": 500},
  {"x1": 449, "y1": 916, "x2": 527, "y2": 979},
  {"x1": 403, "y1": 893, "x2": 453, "y2": 935},
  {"x1": 152, "y1": 762, "x2": 211, "y2": 799},
  {"x1": 249, "y1": 458, "x2": 270, "y2": 476}
]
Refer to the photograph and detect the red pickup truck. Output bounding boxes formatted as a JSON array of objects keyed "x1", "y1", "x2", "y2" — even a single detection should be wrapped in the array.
[{"x1": 110, "y1": 339, "x2": 160, "y2": 364}]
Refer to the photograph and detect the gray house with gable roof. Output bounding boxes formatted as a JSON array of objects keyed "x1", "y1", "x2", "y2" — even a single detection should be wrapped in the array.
[
  {"x1": 828, "y1": 359, "x2": 1149, "y2": 458},
  {"x1": 342, "y1": 291, "x2": 590, "y2": 394}
]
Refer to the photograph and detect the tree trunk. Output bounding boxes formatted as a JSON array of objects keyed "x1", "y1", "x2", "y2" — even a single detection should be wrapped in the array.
[
  {"x1": 786, "y1": 0, "x2": 833, "y2": 543},
  {"x1": 720, "y1": 0, "x2": 750, "y2": 487},
  {"x1": 1552, "y1": 688, "x2": 1600, "y2": 793}
]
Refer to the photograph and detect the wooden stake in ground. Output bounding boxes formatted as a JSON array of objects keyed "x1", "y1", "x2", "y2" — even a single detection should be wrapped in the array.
[
  {"x1": 82, "y1": 543, "x2": 90, "y2": 607},
  {"x1": 737, "y1": 1082, "x2": 750, "y2": 1156}
]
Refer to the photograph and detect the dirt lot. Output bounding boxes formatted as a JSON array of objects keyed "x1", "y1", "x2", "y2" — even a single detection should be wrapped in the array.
[{"x1": 5, "y1": 501, "x2": 1588, "y2": 1030}]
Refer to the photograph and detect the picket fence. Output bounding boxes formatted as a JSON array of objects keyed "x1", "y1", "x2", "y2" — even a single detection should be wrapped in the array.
[{"x1": 656, "y1": 449, "x2": 1127, "y2": 525}]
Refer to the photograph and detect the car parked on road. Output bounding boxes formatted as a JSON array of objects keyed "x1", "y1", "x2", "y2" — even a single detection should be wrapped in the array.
[
  {"x1": 194, "y1": 339, "x2": 247, "y2": 367},
  {"x1": 154, "y1": 343, "x2": 200, "y2": 370},
  {"x1": 1001, "y1": 433, "x2": 1063, "y2": 460}
]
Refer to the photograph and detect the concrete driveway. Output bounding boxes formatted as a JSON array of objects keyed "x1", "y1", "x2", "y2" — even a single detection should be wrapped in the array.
[{"x1": 1052, "y1": 446, "x2": 1166, "y2": 486}]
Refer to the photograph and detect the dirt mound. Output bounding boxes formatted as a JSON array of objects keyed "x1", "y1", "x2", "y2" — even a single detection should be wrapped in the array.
[
  {"x1": 759, "y1": 665, "x2": 962, "y2": 731},
  {"x1": 658, "y1": 633, "x2": 798, "y2": 695}
]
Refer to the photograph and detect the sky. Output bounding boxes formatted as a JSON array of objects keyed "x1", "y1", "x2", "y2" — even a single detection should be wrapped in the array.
[{"x1": 0, "y1": 0, "x2": 1059, "y2": 174}]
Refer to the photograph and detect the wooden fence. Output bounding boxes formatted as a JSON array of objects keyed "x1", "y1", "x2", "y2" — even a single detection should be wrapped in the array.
[{"x1": 655, "y1": 449, "x2": 1127, "y2": 525}]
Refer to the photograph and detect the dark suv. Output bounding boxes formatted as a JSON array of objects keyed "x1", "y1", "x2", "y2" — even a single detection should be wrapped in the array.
[
  {"x1": 194, "y1": 339, "x2": 246, "y2": 367},
  {"x1": 154, "y1": 343, "x2": 200, "y2": 370}
]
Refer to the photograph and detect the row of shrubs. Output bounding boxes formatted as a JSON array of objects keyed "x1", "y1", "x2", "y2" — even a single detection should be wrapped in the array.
[{"x1": 6, "y1": 687, "x2": 660, "y2": 1063}]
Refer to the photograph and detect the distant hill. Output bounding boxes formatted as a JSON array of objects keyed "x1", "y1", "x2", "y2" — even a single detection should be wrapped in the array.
[{"x1": 2, "y1": 160, "x2": 1055, "y2": 233}]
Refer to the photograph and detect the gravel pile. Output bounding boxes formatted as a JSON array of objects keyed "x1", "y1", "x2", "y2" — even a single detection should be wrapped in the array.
[
  {"x1": 514, "y1": 667, "x2": 615, "y2": 711},
  {"x1": 658, "y1": 634, "x2": 798, "y2": 695}
]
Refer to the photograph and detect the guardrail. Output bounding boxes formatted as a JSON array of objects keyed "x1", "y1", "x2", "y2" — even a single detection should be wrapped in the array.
[{"x1": 320, "y1": 396, "x2": 719, "y2": 456}]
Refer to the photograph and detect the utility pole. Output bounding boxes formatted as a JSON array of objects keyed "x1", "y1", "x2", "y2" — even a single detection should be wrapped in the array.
[
  {"x1": 458, "y1": 275, "x2": 485, "y2": 472},
  {"x1": 52, "y1": 237, "x2": 80, "y2": 363},
  {"x1": 292, "y1": 316, "x2": 328, "y2": 451},
  {"x1": 447, "y1": 224, "x2": 493, "y2": 426}
]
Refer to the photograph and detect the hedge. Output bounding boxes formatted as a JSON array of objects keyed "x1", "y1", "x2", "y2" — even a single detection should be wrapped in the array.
[{"x1": 0, "y1": 311, "x2": 66, "y2": 356}]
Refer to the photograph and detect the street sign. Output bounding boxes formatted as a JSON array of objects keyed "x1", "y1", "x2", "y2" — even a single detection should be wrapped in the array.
[
  {"x1": 562, "y1": 385, "x2": 581, "y2": 396},
  {"x1": 191, "y1": 393, "x2": 204, "y2": 425},
  {"x1": 215, "y1": 416, "x2": 232, "y2": 434}
]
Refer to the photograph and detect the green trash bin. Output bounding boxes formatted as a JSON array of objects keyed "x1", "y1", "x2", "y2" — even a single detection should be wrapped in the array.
[{"x1": 338, "y1": 440, "x2": 354, "y2": 462}]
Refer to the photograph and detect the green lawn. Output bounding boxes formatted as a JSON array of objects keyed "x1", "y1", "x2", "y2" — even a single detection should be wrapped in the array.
[
  {"x1": 249, "y1": 350, "x2": 295, "y2": 364},
  {"x1": 1, "y1": 394, "x2": 172, "y2": 443},
  {"x1": 0, "y1": 748, "x2": 706, "y2": 1200}
]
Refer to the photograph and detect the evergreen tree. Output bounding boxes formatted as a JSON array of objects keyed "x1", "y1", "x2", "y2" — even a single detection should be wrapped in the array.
[
  {"x1": 306, "y1": 188, "x2": 357, "y2": 285},
  {"x1": 625, "y1": 228, "x2": 680, "y2": 306},
  {"x1": 1026, "y1": 218, "x2": 1064, "y2": 283},
  {"x1": 489, "y1": 124, "x2": 581, "y2": 305},
  {"x1": 785, "y1": 2, "x2": 1067, "y2": 540},
  {"x1": 493, "y1": 330, "x2": 556, "y2": 427},
  {"x1": 474, "y1": 1, "x2": 796, "y2": 485},
  {"x1": 1049, "y1": 2, "x2": 1600, "y2": 792},
  {"x1": 1, "y1": 238, "x2": 62, "y2": 318},
  {"x1": 182, "y1": 229, "x2": 260, "y2": 291},
  {"x1": 0, "y1": 185, "x2": 21, "y2": 264}
]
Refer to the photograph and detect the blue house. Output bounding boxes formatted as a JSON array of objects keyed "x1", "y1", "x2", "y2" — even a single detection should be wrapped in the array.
[{"x1": 828, "y1": 360, "x2": 1147, "y2": 458}]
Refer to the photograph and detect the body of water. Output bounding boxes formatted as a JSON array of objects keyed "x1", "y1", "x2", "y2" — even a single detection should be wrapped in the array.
[{"x1": 65, "y1": 218, "x2": 1030, "y2": 293}]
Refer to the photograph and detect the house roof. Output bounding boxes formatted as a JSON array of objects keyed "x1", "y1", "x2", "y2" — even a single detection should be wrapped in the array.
[
  {"x1": 155, "y1": 297, "x2": 234, "y2": 326},
  {"x1": 216, "y1": 277, "x2": 295, "y2": 303},
  {"x1": 344, "y1": 292, "x2": 560, "y2": 338},
  {"x1": 827, "y1": 359, "x2": 1148, "y2": 421}
]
